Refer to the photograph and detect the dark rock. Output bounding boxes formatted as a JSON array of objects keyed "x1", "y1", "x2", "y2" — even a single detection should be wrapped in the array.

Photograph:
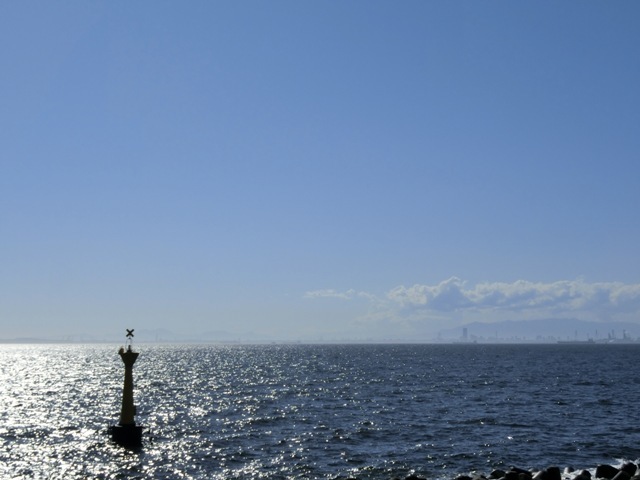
[
  {"x1": 596, "y1": 465, "x2": 620, "y2": 480},
  {"x1": 533, "y1": 467, "x2": 562, "y2": 480},
  {"x1": 533, "y1": 466, "x2": 560, "y2": 480},
  {"x1": 622, "y1": 464, "x2": 638, "y2": 476},
  {"x1": 405, "y1": 475, "x2": 427, "y2": 480},
  {"x1": 544, "y1": 466, "x2": 562, "y2": 480},
  {"x1": 490, "y1": 470, "x2": 507, "y2": 479},
  {"x1": 612, "y1": 471, "x2": 631, "y2": 480},
  {"x1": 575, "y1": 470, "x2": 593, "y2": 480},
  {"x1": 504, "y1": 471, "x2": 520, "y2": 480},
  {"x1": 454, "y1": 476, "x2": 472, "y2": 480},
  {"x1": 502, "y1": 470, "x2": 520, "y2": 480},
  {"x1": 510, "y1": 468, "x2": 532, "y2": 480}
]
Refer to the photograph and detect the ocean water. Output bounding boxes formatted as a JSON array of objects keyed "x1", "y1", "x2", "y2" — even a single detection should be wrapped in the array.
[{"x1": 1, "y1": 343, "x2": 639, "y2": 479}]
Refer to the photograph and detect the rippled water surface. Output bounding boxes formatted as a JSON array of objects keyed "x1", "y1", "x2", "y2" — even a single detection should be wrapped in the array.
[{"x1": 1, "y1": 343, "x2": 640, "y2": 479}]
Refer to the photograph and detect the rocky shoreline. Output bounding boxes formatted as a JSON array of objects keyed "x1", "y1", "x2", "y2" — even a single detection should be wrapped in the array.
[{"x1": 351, "y1": 462, "x2": 640, "y2": 480}]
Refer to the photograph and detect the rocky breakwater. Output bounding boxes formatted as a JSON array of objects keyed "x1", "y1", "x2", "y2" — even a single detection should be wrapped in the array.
[{"x1": 377, "y1": 461, "x2": 640, "y2": 480}]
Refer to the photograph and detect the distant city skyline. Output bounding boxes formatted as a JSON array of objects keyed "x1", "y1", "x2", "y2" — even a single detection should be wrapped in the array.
[
  {"x1": 2, "y1": 2, "x2": 639, "y2": 342},
  {"x1": 5, "y1": 315, "x2": 640, "y2": 345}
]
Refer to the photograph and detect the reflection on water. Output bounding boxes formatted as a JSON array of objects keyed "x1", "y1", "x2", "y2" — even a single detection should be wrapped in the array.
[{"x1": 1, "y1": 344, "x2": 639, "y2": 479}]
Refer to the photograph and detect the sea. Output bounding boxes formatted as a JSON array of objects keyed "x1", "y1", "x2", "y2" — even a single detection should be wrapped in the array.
[{"x1": 1, "y1": 343, "x2": 639, "y2": 479}]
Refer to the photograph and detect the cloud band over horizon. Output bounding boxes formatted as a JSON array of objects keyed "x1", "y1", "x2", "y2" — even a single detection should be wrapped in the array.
[{"x1": 305, "y1": 278, "x2": 640, "y2": 324}]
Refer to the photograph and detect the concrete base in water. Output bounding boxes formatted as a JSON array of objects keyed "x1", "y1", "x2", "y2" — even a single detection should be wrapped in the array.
[{"x1": 110, "y1": 424, "x2": 144, "y2": 448}]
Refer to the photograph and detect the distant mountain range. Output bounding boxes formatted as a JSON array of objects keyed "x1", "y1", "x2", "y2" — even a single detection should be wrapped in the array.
[{"x1": 438, "y1": 318, "x2": 640, "y2": 342}]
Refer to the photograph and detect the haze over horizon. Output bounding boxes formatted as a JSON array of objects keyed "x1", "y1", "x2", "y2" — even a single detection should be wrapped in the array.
[{"x1": 2, "y1": 2, "x2": 639, "y2": 342}]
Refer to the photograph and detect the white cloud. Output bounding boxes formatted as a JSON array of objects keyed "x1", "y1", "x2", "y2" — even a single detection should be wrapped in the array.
[
  {"x1": 307, "y1": 278, "x2": 640, "y2": 324},
  {"x1": 387, "y1": 278, "x2": 640, "y2": 317},
  {"x1": 387, "y1": 277, "x2": 470, "y2": 310},
  {"x1": 304, "y1": 289, "x2": 357, "y2": 300}
]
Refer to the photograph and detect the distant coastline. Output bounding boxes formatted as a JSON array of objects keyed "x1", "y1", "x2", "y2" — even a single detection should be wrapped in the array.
[
  {"x1": 3, "y1": 318, "x2": 640, "y2": 345},
  {"x1": 2, "y1": 337, "x2": 640, "y2": 345}
]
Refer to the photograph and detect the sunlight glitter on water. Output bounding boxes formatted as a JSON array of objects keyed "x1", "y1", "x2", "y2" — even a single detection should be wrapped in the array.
[{"x1": 2, "y1": 343, "x2": 640, "y2": 479}]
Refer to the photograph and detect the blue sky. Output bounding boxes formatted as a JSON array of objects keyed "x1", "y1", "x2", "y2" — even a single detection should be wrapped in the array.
[{"x1": 2, "y1": 2, "x2": 639, "y2": 341}]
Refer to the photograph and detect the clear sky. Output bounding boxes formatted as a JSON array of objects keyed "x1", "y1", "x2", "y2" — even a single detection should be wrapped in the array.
[{"x1": 2, "y1": 2, "x2": 639, "y2": 341}]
